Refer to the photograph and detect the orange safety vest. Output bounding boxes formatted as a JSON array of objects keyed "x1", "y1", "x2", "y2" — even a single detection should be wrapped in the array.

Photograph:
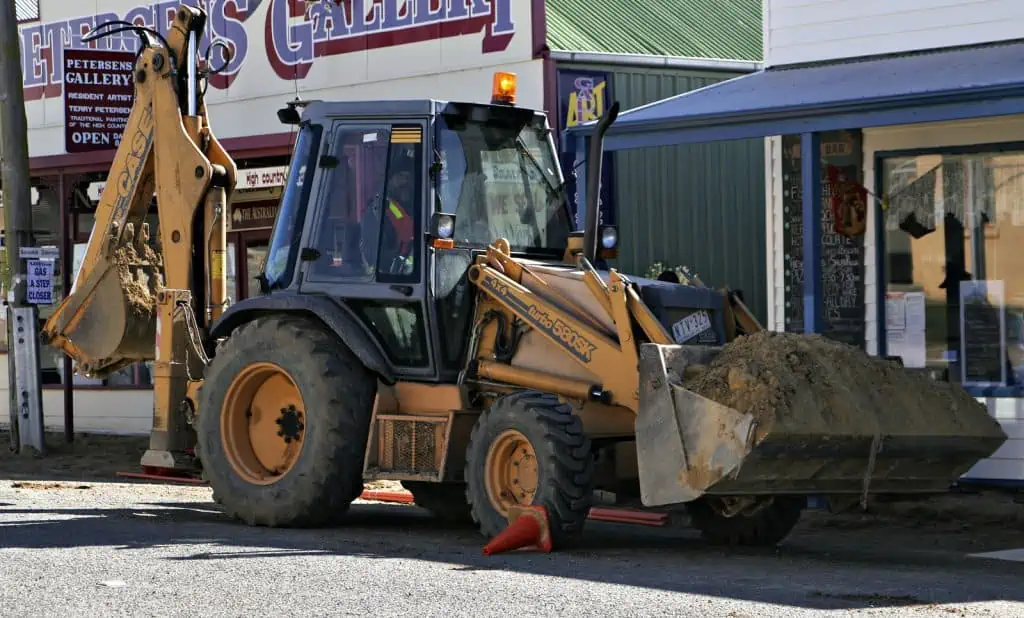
[{"x1": 385, "y1": 198, "x2": 414, "y2": 254}]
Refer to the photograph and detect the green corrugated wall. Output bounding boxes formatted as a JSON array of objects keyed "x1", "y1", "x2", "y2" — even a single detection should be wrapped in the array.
[{"x1": 561, "y1": 63, "x2": 767, "y2": 324}]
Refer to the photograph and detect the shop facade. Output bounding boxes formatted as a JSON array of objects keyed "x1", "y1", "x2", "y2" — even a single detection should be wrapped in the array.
[
  {"x1": 5, "y1": 0, "x2": 768, "y2": 435},
  {"x1": 566, "y1": 1, "x2": 1024, "y2": 483}
]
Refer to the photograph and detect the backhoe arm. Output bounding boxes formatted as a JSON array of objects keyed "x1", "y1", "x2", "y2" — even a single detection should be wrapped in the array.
[{"x1": 41, "y1": 4, "x2": 236, "y2": 467}]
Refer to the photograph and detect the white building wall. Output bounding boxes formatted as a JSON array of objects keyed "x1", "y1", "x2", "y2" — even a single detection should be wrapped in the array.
[
  {"x1": 765, "y1": 0, "x2": 1024, "y2": 67},
  {"x1": 20, "y1": 0, "x2": 543, "y2": 159}
]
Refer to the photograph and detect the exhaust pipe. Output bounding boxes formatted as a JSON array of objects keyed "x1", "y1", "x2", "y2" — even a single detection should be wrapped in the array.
[{"x1": 581, "y1": 100, "x2": 620, "y2": 264}]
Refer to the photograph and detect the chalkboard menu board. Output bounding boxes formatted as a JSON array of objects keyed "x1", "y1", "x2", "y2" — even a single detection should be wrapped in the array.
[
  {"x1": 960, "y1": 280, "x2": 1007, "y2": 387},
  {"x1": 780, "y1": 131, "x2": 866, "y2": 349}
]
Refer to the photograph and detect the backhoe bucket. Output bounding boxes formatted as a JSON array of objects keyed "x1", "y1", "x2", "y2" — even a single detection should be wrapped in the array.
[
  {"x1": 635, "y1": 339, "x2": 1008, "y2": 507},
  {"x1": 43, "y1": 222, "x2": 161, "y2": 377}
]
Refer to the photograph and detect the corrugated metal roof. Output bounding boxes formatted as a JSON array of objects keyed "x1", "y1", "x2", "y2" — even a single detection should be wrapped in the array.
[
  {"x1": 545, "y1": 0, "x2": 762, "y2": 62},
  {"x1": 16, "y1": 0, "x2": 40, "y2": 22}
]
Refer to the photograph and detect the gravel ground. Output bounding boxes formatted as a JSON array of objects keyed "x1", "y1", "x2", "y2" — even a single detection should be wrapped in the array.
[
  {"x1": 1, "y1": 479, "x2": 1024, "y2": 617},
  {"x1": 4, "y1": 432, "x2": 1024, "y2": 616}
]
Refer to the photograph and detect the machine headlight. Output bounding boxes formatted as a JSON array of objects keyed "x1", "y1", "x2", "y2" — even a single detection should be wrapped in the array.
[
  {"x1": 600, "y1": 226, "x2": 617, "y2": 249},
  {"x1": 431, "y1": 212, "x2": 457, "y2": 245},
  {"x1": 437, "y1": 214, "x2": 455, "y2": 239}
]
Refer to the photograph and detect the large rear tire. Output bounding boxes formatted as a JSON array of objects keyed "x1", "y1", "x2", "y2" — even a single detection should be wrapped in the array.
[
  {"x1": 686, "y1": 495, "x2": 805, "y2": 547},
  {"x1": 464, "y1": 390, "x2": 595, "y2": 548},
  {"x1": 195, "y1": 315, "x2": 375, "y2": 527}
]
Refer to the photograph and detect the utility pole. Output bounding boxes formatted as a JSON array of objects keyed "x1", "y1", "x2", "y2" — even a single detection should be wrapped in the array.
[{"x1": 1, "y1": 1, "x2": 45, "y2": 455}]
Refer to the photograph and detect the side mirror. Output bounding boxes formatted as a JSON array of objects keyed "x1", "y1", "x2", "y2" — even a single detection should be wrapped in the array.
[{"x1": 277, "y1": 106, "x2": 300, "y2": 125}]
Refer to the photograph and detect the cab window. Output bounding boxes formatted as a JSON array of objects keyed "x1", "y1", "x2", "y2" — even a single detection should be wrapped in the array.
[
  {"x1": 376, "y1": 129, "x2": 423, "y2": 282},
  {"x1": 307, "y1": 125, "x2": 421, "y2": 283}
]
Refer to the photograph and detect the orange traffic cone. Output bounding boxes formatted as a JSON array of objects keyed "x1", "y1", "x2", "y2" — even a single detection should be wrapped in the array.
[{"x1": 482, "y1": 504, "x2": 553, "y2": 556}]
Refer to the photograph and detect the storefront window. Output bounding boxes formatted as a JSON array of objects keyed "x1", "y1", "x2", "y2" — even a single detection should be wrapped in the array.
[{"x1": 882, "y1": 147, "x2": 1024, "y2": 389}]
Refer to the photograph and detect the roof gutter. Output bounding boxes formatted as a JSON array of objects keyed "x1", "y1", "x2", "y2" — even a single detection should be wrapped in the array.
[{"x1": 548, "y1": 49, "x2": 763, "y2": 74}]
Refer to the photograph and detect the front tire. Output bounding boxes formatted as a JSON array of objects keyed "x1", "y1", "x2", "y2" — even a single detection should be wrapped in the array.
[
  {"x1": 196, "y1": 315, "x2": 375, "y2": 527},
  {"x1": 464, "y1": 390, "x2": 595, "y2": 548}
]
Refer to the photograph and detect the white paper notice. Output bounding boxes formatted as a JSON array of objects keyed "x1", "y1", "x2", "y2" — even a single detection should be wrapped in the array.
[{"x1": 886, "y1": 290, "x2": 926, "y2": 368}]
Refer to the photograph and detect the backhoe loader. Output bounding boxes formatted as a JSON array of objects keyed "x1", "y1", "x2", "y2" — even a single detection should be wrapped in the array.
[{"x1": 43, "y1": 4, "x2": 1006, "y2": 548}]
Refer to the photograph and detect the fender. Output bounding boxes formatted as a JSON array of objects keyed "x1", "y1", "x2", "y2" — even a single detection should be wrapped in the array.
[{"x1": 208, "y1": 292, "x2": 396, "y2": 385}]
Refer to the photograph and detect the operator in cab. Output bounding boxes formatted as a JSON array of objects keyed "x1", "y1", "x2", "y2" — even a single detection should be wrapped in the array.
[{"x1": 378, "y1": 149, "x2": 417, "y2": 275}]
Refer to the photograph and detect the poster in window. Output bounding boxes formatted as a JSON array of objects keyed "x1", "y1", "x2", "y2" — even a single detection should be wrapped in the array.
[
  {"x1": 959, "y1": 279, "x2": 1007, "y2": 387},
  {"x1": 885, "y1": 288, "x2": 926, "y2": 368},
  {"x1": 556, "y1": 69, "x2": 616, "y2": 229},
  {"x1": 480, "y1": 149, "x2": 543, "y2": 248}
]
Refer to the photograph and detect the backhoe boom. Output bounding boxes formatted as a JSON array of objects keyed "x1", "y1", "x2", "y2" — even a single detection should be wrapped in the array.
[{"x1": 41, "y1": 4, "x2": 237, "y2": 470}]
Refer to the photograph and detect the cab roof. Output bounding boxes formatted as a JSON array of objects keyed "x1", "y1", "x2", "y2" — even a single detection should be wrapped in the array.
[{"x1": 279, "y1": 99, "x2": 549, "y2": 126}]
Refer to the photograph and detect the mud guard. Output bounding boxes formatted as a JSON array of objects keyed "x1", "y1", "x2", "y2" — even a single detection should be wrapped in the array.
[
  {"x1": 636, "y1": 343, "x2": 757, "y2": 507},
  {"x1": 209, "y1": 293, "x2": 396, "y2": 385}
]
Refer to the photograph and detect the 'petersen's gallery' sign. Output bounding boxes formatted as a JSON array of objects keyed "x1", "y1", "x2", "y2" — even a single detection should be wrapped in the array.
[{"x1": 21, "y1": 0, "x2": 517, "y2": 100}]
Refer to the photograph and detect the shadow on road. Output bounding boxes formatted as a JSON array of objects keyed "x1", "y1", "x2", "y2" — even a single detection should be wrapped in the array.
[{"x1": 1, "y1": 497, "x2": 1023, "y2": 611}]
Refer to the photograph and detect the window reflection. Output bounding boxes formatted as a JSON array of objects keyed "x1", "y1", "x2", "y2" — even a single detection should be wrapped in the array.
[{"x1": 882, "y1": 149, "x2": 1024, "y2": 388}]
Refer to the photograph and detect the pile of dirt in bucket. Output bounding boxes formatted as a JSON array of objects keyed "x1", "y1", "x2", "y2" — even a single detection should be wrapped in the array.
[
  {"x1": 680, "y1": 330, "x2": 998, "y2": 441},
  {"x1": 112, "y1": 225, "x2": 164, "y2": 319}
]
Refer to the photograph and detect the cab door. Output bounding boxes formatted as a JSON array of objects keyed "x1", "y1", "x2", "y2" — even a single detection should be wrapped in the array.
[{"x1": 299, "y1": 120, "x2": 437, "y2": 381}]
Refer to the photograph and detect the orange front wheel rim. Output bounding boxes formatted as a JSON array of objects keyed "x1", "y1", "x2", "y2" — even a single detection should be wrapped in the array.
[
  {"x1": 484, "y1": 429, "x2": 539, "y2": 517},
  {"x1": 220, "y1": 362, "x2": 306, "y2": 485}
]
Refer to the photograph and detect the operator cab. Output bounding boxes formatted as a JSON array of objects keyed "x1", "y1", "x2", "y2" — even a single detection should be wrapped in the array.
[{"x1": 253, "y1": 73, "x2": 579, "y2": 382}]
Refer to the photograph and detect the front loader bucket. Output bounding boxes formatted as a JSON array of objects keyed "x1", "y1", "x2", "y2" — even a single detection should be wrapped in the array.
[
  {"x1": 42, "y1": 222, "x2": 161, "y2": 378},
  {"x1": 635, "y1": 332, "x2": 1008, "y2": 507}
]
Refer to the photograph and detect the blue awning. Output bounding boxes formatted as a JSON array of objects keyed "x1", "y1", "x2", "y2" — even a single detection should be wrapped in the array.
[{"x1": 565, "y1": 41, "x2": 1024, "y2": 151}]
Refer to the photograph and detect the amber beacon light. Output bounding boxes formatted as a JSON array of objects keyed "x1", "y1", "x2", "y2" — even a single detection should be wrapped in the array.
[{"x1": 491, "y1": 71, "x2": 517, "y2": 105}]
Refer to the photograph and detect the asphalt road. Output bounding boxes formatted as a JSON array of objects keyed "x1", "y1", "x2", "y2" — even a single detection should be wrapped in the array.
[{"x1": 1, "y1": 480, "x2": 1023, "y2": 618}]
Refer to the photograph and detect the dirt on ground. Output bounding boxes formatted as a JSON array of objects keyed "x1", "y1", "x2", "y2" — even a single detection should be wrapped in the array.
[
  {"x1": 0, "y1": 431, "x2": 150, "y2": 482},
  {"x1": 0, "y1": 430, "x2": 406, "y2": 494},
  {"x1": 799, "y1": 489, "x2": 1024, "y2": 555},
  {"x1": 818, "y1": 489, "x2": 1024, "y2": 530},
  {"x1": 681, "y1": 330, "x2": 1000, "y2": 441}
]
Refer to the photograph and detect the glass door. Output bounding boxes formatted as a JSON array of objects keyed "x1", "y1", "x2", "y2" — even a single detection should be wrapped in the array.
[
  {"x1": 225, "y1": 231, "x2": 270, "y2": 301},
  {"x1": 245, "y1": 238, "x2": 269, "y2": 299},
  {"x1": 226, "y1": 240, "x2": 238, "y2": 304}
]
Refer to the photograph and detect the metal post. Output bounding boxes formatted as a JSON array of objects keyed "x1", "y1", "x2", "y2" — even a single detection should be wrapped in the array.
[
  {"x1": 59, "y1": 172, "x2": 73, "y2": 443},
  {"x1": 0, "y1": 2, "x2": 32, "y2": 307},
  {"x1": 801, "y1": 132, "x2": 823, "y2": 334},
  {"x1": 1, "y1": 1, "x2": 45, "y2": 453}
]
